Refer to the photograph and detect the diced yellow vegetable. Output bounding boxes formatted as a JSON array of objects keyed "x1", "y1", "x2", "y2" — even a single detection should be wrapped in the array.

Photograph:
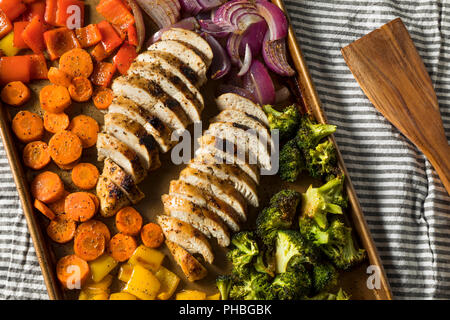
[
  {"x1": 118, "y1": 263, "x2": 133, "y2": 283},
  {"x1": 91, "y1": 292, "x2": 110, "y2": 300},
  {"x1": 0, "y1": 32, "x2": 20, "y2": 57},
  {"x1": 89, "y1": 254, "x2": 118, "y2": 282},
  {"x1": 78, "y1": 290, "x2": 90, "y2": 300},
  {"x1": 207, "y1": 293, "x2": 221, "y2": 300},
  {"x1": 78, "y1": 288, "x2": 109, "y2": 300},
  {"x1": 83, "y1": 274, "x2": 113, "y2": 294},
  {"x1": 155, "y1": 266, "x2": 180, "y2": 300},
  {"x1": 109, "y1": 292, "x2": 138, "y2": 300},
  {"x1": 176, "y1": 290, "x2": 207, "y2": 300},
  {"x1": 128, "y1": 245, "x2": 164, "y2": 272},
  {"x1": 124, "y1": 264, "x2": 160, "y2": 300}
]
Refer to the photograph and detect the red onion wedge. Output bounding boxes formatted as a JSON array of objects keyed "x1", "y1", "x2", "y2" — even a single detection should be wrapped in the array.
[
  {"x1": 148, "y1": 17, "x2": 199, "y2": 45},
  {"x1": 213, "y1": 0, "x2": 263, "y2": 33},
  {"x1": 197, "y1": 0, "x2": 226, "y2": 11},
  {"x1": 217, "y1": 84, "x2": 256, "y2": 102},
  {"x1": 256, "y1": 0, "x2": 287, "y2": 40},
  {"x1": 180, "y1": 0, "x2": 203, "y2": 15},
  {"x1": 243, "y1": 59, "x2": 275, "y2": 105},
  {"x1": 237, "y1": 43, "x2": 251, "y2": 76},
  {"x1": 203, "y1": 33, "x2": 231, "y2": 79},
  {"x1": 136, "y1": 0, "x2": 172, "y2": 28},
  {"x1": 127, "y1": 0, "x2": 145, "y2": 52},
  {"x1": 262, "y1": 31, "x2": 295, "y2": 76},
  {"x1": 198, "y1": 19, "x2": 232, "y2": 38}
]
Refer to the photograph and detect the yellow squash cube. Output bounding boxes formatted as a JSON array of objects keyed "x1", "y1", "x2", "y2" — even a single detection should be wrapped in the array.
[
  {"x1": 155, "y1": 266, "x2": 180, "y2": 300},
  {"x1": 89, "y1": 254, "x2": 118, "y2": 282},
  {"x1": 0, "y1": 32, "x2": 20, "y2": 57},
  {"x1": 128, "y1": 245, "x2": 164, "y2": 272},
  {"x1": 176, "y1": 290, "x2": 207, "y2": 300},
  {"x1": 83, "y1": 274, "x2": 112, "y2": 294},
  {"x1": 118, "y1": 263, "x2": 133, "y2": 283},
  {"x1": 124, "y1": 264, "x2": 161, "y2": 300},
  {"x1": 78, "y1": 289, "x2": 109, "y2": 300},
  {"x1": 109, "y1": 292, "x2": 138, "y2": 300},
  {"x1": 207, "y1": 293, "x2": 221, "y2": 300}
]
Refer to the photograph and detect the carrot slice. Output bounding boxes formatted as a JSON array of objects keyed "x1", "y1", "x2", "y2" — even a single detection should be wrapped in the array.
[
  {"x1": 43, "y1": 112, "x2": 69, "y2": 133},
  {"x1": 34, "y1": 198, "x2": 56, "y2": 220},
  {"x1": 93, "y1": 87, "x2": 113, "y2": 110},
  {"x1": 56, "y1": 254, "x2": 90, "y2": 288},
  {"x1": 140, "y1": 223, "x2": 164, "y2": 248},
  {"x1": 74, "y1": 230, "x2": 105, "y2": 261},
  {"x1": 108, "y1": 233, "x2": 137, "y2": 262},
  {"x1": 115, "y1": 207, "x2": 142, "y2": 236},
  {"x1": 47, "y1": 214, "x2": 76, "y2": 243},
  {"x1": 48, "y1": 67, "x2": 72, "y2": 87},
  {"x1": 59, "y1": 48, "x2": 93, "y2": 78},
  {"x1": 31, "y1": 171, "x2": 65, "y2": 203},
  {"x1": 75, "y1": 220, "x2": 110, "y2": 243},
  {"x1": 65, "y1": 191, "x2": 96, "y2": 222},
  {"x1": 1, "y1": 81, "x2": 31, "y2": 106},
  {"x1": 68, "y1": 76, "x2": 93, "y2": 102},
  {"x1": 48, "y1": 190, "x2": 70, "y2": 215},
  {"x1": 23, "y1": 141, "x2": 51, "y2": 170},
  {"x1": 87, "y1": 192, "x2": 99, "y2": 214},
  {"x1": 12, "y1": 110, "x2": 43, "y2": 143},
  {"x1": 55, "y1": 158, "x2": 79, "y2": 170},
  {"x1": 39, "y1": 84, "x2": 71, "y2": 113},
  {"x1": 48, "y1": 130, "x2": 82, "y2": 165},
  {"x1": 68, "y1": 115, "x2": 99, "y2": 148},
  {"x1": 71, "y1": 163, "x2": 99, "y2": 190}
]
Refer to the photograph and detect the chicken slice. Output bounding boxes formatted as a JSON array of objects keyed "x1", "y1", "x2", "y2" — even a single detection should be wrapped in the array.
[
  {"x1": 157, "y1": 215, "x2": 214, "y2": 264},
  {"x1": 165, "y1": 240, "x2": 207, "y2": 282},
  {"x1": 96, "y1": 175, "x2": 130, "y2": 217},
  {"x1": 216, "y1": 93, "x2": 269, "y2": 127}
]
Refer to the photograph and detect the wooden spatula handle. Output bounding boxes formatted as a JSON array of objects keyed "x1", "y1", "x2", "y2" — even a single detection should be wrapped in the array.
[{"x1": 424, "y1": 142, "x2": 450, "y2": 194}]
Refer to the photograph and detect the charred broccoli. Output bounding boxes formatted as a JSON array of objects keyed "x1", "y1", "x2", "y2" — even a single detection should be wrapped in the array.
[
  {"x1": 296, "y1": 115, "x2": 336, "y2": 151},
  {"x1": 275, "y1": 230, "x2": 316, "y2": 273},
  {"x1": 229, "y1": 271, "x2": 275, "y2": 300},
  {"x1": 312, "y1": 262, "x2": 338, "y2": 293},
  {"x1": 264, "y1": 104, "x2": 300, "y2": 140},
  {"x1": 254, "y1": 249, "x2": 276, "y2": 277},
  {"x1": 256, "y1": 189, "x2": 301, "y2": 246},
  {"x1": 305, "y1": 141, "x2": 337, "y2": 179},
  {"x1": 216, "y1": 275, "x2": 233, "y2": 300},
  {"x1": 271, "y1": 265, "x2": 312, "y2": 299},
  {"x1": 308, "y1": 288, "x2": 350, "y2": 300},
  {"x1": 279, "y1": 139, "x2": 305, "y2": 182},
  {"x1": 227, "y1": 231, "x2": 259, "y2": 277}
]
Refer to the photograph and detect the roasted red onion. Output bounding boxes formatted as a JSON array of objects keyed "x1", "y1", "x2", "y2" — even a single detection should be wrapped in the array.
[
  {"x1": 243, "y1": 60, "x2": 275, "y2": 105},
  {"x1": 217, "y1": 84, "x2": 256, "y2": 102},
  {"x1": 180, "y1": 0, "x2": 203, "y2": 15},
  {"x1": 237, "y1": 43, "x2": 251, "y2": 76},
  {"x1": 136, "y1": 0, "x2": 172, "y2": 28},
  {"x1": 127, "y1": 0, "x2": 145, "y2": 52},
  {"x1": 148, "y1": 17, "x2": 199, "y2": 45},
  {"x1": 213, "y1": 0, "x2": 263, "y2": 33},
  {"x1": 198, "y1": 19, "x2": 232, "y2": 38},
  {"x1": 256, "y1": 0, "x2": 287, "y2": 40},
  {"x1": 203, "y1": 33, "x2": 231, "y2": 79},
  {"x1": 197, "y1": 0, "x2": 226, "y2": 11},
  {"x1": 262, "y1": 31, "x2": 295, "y2": 76}
]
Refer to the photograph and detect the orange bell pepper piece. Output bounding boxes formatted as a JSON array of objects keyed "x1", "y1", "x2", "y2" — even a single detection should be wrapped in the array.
[
  {"x1": 96, "y1": 0, "x2": 134, "y2": 29},
  {"x1": 13, "y1": 21, "x2": 29, "y2": 49},
  {"x1": 43, "y1": 27, "x2": 80, "y2": 60},
  {"x1": 0, "y1": 0, "x2": 27, "y2": 21},
  {"x1": 75, "y1": 24, "x2": 101, "y2": 48},
  {"x1": 23, "y1": 0, "x2": 46, "y2": 21},
  {"x1": 0, "y1": 55, "x2": 31, "y2": 84},
  {"x1": 97, "y1": 20, "x2": 123, "y2": 53},
  {"x1": 90, "y1": 42, "x2": 110, "y2": 62},
  {"x1": 127, "y1": 24, "x2": 138, "y2": 47},
  {"x1": 0, "y1": 10, "x2": 12, "y2": 39},
  {"x1": 113, "y1": 42, "x2": 137, "y2": 75},
  {"x1": 22, "y1": 16, "x2": 45, "y2": 53},
  {"x1": 55, "y1": 0, "x2": 84, "y2": 28},
  {"x1": 90, "y1": 61, "x2": 116, "y2": 87},
  {"x1": 28, "y1": 54, "x2": 48, "y2": 79},
  {"x1": 44, "y1": 0, "x2": 57, "y2": 25}
]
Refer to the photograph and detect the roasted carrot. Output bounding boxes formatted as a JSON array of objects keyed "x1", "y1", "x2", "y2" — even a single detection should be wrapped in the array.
[
  {"x1": 22, "y1": 15, "x2": 45, "y2": 54},
  {"x1": 68, "y1": 76, "x2": 93, "y2": 102},
  {"x1": 92, "y1": 87, "x2": 113, "y2": 110},
  {"x1": 115, "y1": 207, "x2": 142, "y2": 236},
  {"x1": 1, "y1": 81, "x2": 31, "y2": 106},
  {"x1": 48, "y1": 190, "x2": 70, "y2": 215},
  {"x1": 23, "y1": 140, "x2": 51, "y2": 170},
  {"x1": 31, "y1": 171, "x2": 65, "y2": 203},
  {"x1": 59, "y1": 48, "x2": 93, "y2": 78},
  {"x1": 75, "y1": 24, "x2": 101, "y2": 48},
  {"x1": 90, "y1": 61, "x2": 116, "y2": 87},
  {"x1": 56, "y1": 159, "x2": 79, "y2": 170},
  {"x1": 108, "y1": 233, "x2": 137, "y2": 262},
  {"x1": 87, "y1": 192, "x2": 99, "y2": 214},
  {"x1": 12, "y1": 110, "x2": 44, "y2": 143},
  {"x1": 34, "y1": 198, "x2": 56, "y2": 220},
  {"x1": 68, "y1": 115, "x2": 99, "y2": 148},
  {"x1": 65, "y1": 191, "x2": 96, "y2": 222},
  {"x1": 48, "y1": 130, "x2": 82, "y2": 165},
  {"x1": 71, "y1": 163, "x2": 99, "y2": 190},
  {"x1": 39, "y1": 84, "x2": 71, "y2": 113},
  {"x1": 43, "y1": 112, "x2": 69, "y2": 133},
  {"x1": 48, "y1": 67, "x2": 72, "y2": 87},
  {"x1": 75, "y1": 219, "x2": 110, "y2": 243},
  {"x1": 43, "y1": 27, "x2": 80, "y2": 60},
  {"x1": 56, "y1": 254, "x2": 90, "y2": 288},
  {"x1": 140, "y1": 223, "x2": 164, "y2": 248},
  {"x1": 47, "y1": 214, "x2": 76, "y2": 243},
  {"x1": 74, "y1": 230, "x2": 105, "y2": 261}
]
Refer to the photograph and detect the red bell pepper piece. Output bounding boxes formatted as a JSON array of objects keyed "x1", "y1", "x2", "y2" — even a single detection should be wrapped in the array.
[
  {"x1": 13, "y1": 21, "x2": 28, "y2": 48},
  {"x1": 113, "y1": 42, "x2": 137, "y2": 75},
  {"x1": 90, "y1": 42, "x2": 111, "y2": 62},
  {"x1": 27, "y1": 53, "x2": 47, "y2": 79},
  {"x1": 23, "y1": 0, "x2": 45, "y2": 21},
  {"x1": 127, "y1": 24, "x2": 138, "y2": 47},
  {"x1": 0, "y1": 55, "x2": 31, "y2": 84},
  {"x1": 97, "y1": 20, "x2": 123, "y2": 53},
  {"x1": 55, "y1": 0, "x2": 84, "y2": 28},
  {"x1": 0, "y1": 10, "x2": 12, "y2": 38},
  {"x1": 96, "y1": 0, "x2": 134, "y2": 29},
  {"x1": 0, "y1": 0, "x2": 26, "y2": 21},
  {"x1": 91, "y1": 61, "x2": 116, "y2": 87},
  {"x1": 44, "y1": 0, "x2": 57, "y2": 25},
  {"x1": 74, "y1": 24, "x2": 101, "y2": 48},
  {"x1": 21, "y1": 15, "x2": 45, "y2": 53},
  {"x1": 43, "y1": 27, "x2": 80, "y2": 60}
]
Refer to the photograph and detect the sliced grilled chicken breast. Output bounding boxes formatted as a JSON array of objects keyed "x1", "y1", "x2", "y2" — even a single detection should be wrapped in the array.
[
  {"x1": 205, "y1": 122, "x2": 272, "y2": 170},
  {"x1": 190, "y1": 153, "x2": 259, "y2": 207},
  {"x1": 96, "y1": 175, "x2": 130, "y2": 217},
  {"x1": 109, "y1": 96, "x2": 174, "y2": 153},
  {"x1": 104, "y1": 113, "x2": 160, "y2": 171},
  {"x1": 102, "y1": 158, "x2": 145, "y2": 204},
  {"x1": 196, "y1": 134, "x2": 260, "y2": 185},
  {"x1": 157, "y1": 215, "x2": 214, "y2": 264},
  {"x1": 178, "y1": 167, "x2": 247, "y2": 221},
  {"x1": 129, "y1": 62, "x2": 202, "y2": 123},
  {"x1": 148, "y1": 40, "x2": 207, "y2": 85},
  {"x1": 169, "y1": 180, "x2": 241, "y2": 232},
  {"x1": 166, "y1": 240, "x2": 207, "y2": 282},
  {"x1": 161, "y1": 28, "x2": 213, "y2": 68},
  {"x1": 216, "y1": 93, "x2": 269, "y2": 127},
  {"x1": 97, "y1": 133, "x2": 147, "y2": 183},
  {"x1": 162, "y1": 194, "x2": 230, "y2": 247},
  {"x1": 112, "y1": 76, "x2": 189, "y2": 131}
]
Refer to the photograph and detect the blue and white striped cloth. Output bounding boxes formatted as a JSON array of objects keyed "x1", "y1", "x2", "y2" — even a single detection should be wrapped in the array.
[{"x1": 0, "y1": 0, "x2": 449, "y2": 300}]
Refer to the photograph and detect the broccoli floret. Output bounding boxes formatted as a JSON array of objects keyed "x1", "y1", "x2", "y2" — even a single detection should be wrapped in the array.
[
  {"x1": 256, "y1": 189, "x2": 301, "y2": 246},
  {"x1": 254, "y1": 249, "x2": 275, "y2": 277},
  {"x1": 279, "y1": 139, "x2": 305, "y2": 182},
  {"x1": 274, "y1": 230, "x2": 316, "y2": 273},
  {"x1": 226, "y1": 231, "x2": 259, "y2": 277},
  {"x1": 305, "y1": 141, "x2": 337, "y2": 179},
  {"x1": 299, "y1": 216, "x2": 330, "y2": 245},
  {"x1": 264, "y1": 104, "x2": 300, "y2": 140},
  {"x1": 229, "y1": 271, "x2": 275, "y2": 300},
  {"x1": 271, "y1": 265, "x2": 312, "y2": 299},
  {"x1": 312, "y1": 262, "x2": 338, "y2": 293},
  {"x1": 307, "y1": 288, "x2": 350, "y2": 300},
  {"x1": 300, "y1": 176, "x2": 347, "y2": 229},
  {"x1": 216, "y1": 275, "x2": 233, "y2": 300},
  {"x1": 296, "y1": 115, "x2": 336, "y2": 151}
]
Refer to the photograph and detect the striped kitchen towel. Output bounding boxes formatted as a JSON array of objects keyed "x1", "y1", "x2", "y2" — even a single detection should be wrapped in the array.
[{"x1": 0, "y1": 0, "x2": 449, "y2": 300}]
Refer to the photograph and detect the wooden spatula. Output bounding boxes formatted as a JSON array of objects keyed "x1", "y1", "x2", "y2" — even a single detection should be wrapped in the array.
[{"x1": 341, "y1": 18, "x2": 450, "y2": 195}]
